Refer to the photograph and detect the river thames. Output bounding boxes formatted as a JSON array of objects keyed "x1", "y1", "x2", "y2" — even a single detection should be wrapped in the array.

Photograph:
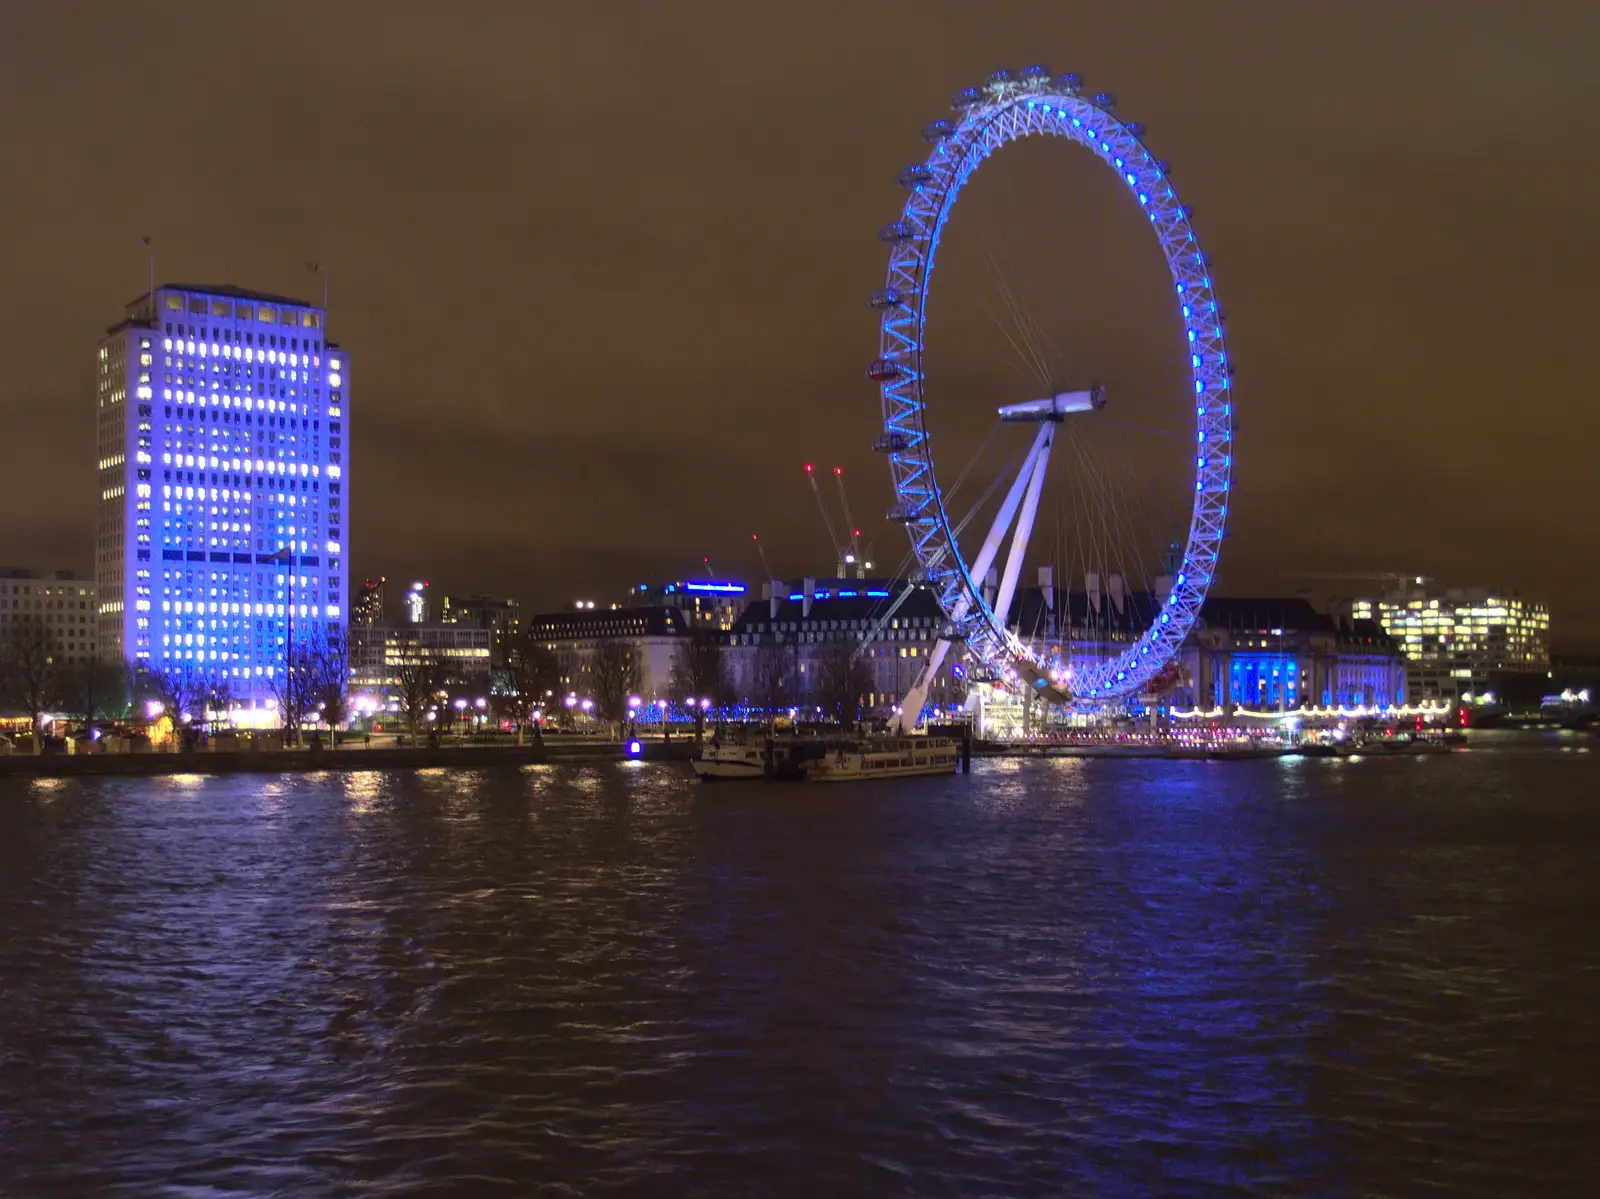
[{"x1": 2, "y1": 737, "x2": 1597, "y2": 1196}]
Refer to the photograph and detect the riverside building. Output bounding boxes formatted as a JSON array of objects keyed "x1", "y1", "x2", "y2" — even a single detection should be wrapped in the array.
[
  {"x1": 0, "y1": 569, "x2": 98, "y2": 667},
  {"x1": 1350, "y1": 584, "x2": 1550, "y2": 700},
  {"x1": 95, "y1": 284, "x2": 347, "y2": 722}
]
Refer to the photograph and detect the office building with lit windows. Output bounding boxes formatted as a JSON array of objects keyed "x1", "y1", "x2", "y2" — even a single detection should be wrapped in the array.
[
  {"x1": 1350, "y1": 584, "x2": 1550, "y2": 700},
  {"x1": 404, "y1": 581, "x2": 430, "y2": 624},
  {"x1": 0, "y1": 569, "x2": 98, "y2": 667},
  {"x1": 95, "y1": 284, "x2": 348, "y2": 721},
  {"x1": 352, "y1": 577, "x2": 385, "y2": 627}
]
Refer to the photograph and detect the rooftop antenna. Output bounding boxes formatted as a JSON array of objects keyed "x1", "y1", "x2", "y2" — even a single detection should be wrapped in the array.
[
  {"x1": 140, "y1": 236, "x2": 154, "y2": 311},
  {"x1": 307, "y1": 261, "x2": 328, "y2": 326}
]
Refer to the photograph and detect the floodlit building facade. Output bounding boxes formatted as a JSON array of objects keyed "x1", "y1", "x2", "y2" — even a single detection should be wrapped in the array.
[
  {"x1": 969, "y1": 590, "x2": 1408, "y2": 733},
  {"x1": 95, "y1": 284, "x2": 347, "y2": 720},
  {"x1": 724, "y1": 579, "x2": 962, "y2": 716},
  {"x1": 526, "y1": 605, "x2": 691, "y2": 703}
]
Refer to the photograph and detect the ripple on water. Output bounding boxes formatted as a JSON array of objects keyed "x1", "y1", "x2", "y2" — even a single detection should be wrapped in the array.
[{"x1": 1, "y1": 750, "x2": 1598, "y2": 1196}]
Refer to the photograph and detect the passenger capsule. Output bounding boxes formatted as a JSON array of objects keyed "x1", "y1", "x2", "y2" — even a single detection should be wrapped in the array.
[
  {"x1": 872, "y1": 430, "x2": 913, "y2": 453},
  {"x1": 878, "y1": 220, "x2": 915, "y2": 244},
  {"x1": 866, "y1": 359, "x2": 903, "y2": 383},
  {"x1": 985, "y1": 68, "x2": 1015, "y2": 87},
  {"x1": 950, "y1": 87, "x2": 982, "y2": 111},
  {"x1": 897, "y1": 164, "x2": 934, "y2": 188},
  {"x1": 921, "y1": 119, "x2": 954, "y2": 142},
  {"x1": 1019, "y1": 64, "x2": 1052, "y2": 84},
  {"x1": 1123, "y1": 121, "x2": 1145, "y2": 138},
  {"x1": 1055, "y1": 72, "x2": 1084, "y2": 95},
  {"x1": 868, "y1": 289, "x2": 905, "y2": 310},
  {"x1": 1092, "y1": 91, "x2": 1117, "y2": 112}
]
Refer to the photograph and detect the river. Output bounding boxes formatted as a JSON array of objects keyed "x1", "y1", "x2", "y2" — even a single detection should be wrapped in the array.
[{"x1": 2, "y1": 736, "x2": 1597, "y2": 1196}]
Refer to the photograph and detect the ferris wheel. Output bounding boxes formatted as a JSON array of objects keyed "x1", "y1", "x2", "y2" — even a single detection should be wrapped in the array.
[{"x1": 870, "y1": 67, "x2": 1234, "y2": 720}]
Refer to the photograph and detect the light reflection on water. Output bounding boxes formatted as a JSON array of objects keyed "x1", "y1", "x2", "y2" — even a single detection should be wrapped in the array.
[{"x1": 1, "y1": 751, "x2": 1597, "y2": 1196}]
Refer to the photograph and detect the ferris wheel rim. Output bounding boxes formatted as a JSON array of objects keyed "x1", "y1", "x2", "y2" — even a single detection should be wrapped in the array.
[{"x1": 872, "y1": 75, "x2": 1234, "y2": 709}]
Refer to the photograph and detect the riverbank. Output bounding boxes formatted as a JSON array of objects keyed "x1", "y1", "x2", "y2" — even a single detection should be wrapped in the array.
[{"x1": 0, "y1": 737, "x2": 698, "y2": 779}]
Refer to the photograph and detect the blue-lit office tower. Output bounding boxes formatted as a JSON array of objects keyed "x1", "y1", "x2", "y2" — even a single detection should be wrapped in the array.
[{"x1": 96, "y1": 285, "x2": 349, "y2": 720}]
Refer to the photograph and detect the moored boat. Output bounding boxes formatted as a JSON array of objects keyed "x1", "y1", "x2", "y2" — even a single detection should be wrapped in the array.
[
  {"x1": 803, "y1": 736, "x2": 960, "y2": 782},
  {"x1": 690, "y1": 741, "x2": 770, "y2": 781}
]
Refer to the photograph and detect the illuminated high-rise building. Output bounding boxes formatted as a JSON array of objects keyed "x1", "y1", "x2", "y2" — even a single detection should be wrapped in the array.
[
  {"x1": 95, "y1": 284, "x2": 349, "y2": 721},
  {"x1": 404, "y1": 581, "x2": 430, "y2": 624},
  {"x1": 353, "y1": 577, "x2": 385, "y2": 627}
]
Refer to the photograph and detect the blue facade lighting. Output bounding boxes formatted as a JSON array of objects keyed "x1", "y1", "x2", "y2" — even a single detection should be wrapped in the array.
[
  {"x1": 684, "y1": 581, "x2": 746, "y2": 594},
  {"x1": 99, "y1": 285, "x2": 346, "y2": 719}
]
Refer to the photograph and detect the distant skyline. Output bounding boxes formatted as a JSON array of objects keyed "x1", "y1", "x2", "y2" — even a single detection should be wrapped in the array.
[{"x1": 2, "y1": 1, "x2": 1597, "y2": 644}]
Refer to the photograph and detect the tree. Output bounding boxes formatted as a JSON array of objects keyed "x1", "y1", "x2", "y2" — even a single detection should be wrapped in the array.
[
  {"x1": 0, "y1": 617, "x2": 61, "y2": 750},
  {"x1": 392, "y1": 644, "x2": 443, "y2": 744},
  {"x1": 589, "y1": 639, "x2": 639, "y2": 734},
  {"x1": 501, "y1": 626, "x2": 562, "y2": 740},
  {"x1": 265, "y1": 624, "x2": 348, "y2": 744},
  {"x1": 200, "y1": 673, "x2": 235, "y2": 733},
  {"x1": 138, "y1": 662, "x2": 209, "y2": 747},
  {"x1": 669, "y1": 632, "x2": 726, "y2": 742},
  {"x1": 438, "y1": 667, "x2": 490, "y2": 738},
  {"x1": 813, "y1": 636, "x2": 873, "y2": 730},
  {"x1": 59, "y1": 656, "x2": 130, "y2": 733},
  {"x1": 266, "y1": 649, "x2": 312, "y2": 745},
  {"x1": 754, "y1": 635, "x2": 793, "y2": 724},
  {"x1": 308, "y1": 625, "x2": 351, "y2": 738}
]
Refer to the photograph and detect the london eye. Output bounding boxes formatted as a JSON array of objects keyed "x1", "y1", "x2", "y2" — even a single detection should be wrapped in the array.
[{"x1": 870, "y1": 67, "x2": 1234, "y2": 723}]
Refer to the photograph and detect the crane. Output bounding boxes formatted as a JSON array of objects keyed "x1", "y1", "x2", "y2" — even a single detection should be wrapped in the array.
[
  {"x1": 833, "y1": 466, "x2": 863, "y2": 573},
  {"x1": 751, "y1": 533, "x2": 774, "y2": 581},
  {"x1": 804, "y1": 463, "x2": 850, "y2": 573}
]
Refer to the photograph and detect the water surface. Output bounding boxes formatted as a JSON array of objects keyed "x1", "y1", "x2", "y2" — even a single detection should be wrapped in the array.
[{"x1": 2, "y1": 744, "x2": 1597, "y2": 1195}]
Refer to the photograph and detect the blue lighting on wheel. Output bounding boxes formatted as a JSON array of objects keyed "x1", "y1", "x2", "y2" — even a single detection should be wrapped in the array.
[{"x1": 871, "y1": 78, "x2": 1231, "y2": 711}]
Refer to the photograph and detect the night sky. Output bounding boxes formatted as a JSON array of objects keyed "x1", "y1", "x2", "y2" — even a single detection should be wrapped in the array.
[{"x1": 2, "y1": 1, "x2": 1597, "y2": 642}]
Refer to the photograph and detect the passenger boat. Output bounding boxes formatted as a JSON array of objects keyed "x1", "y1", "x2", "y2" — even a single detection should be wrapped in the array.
[{"x1": 803, "y1": 737, "x2": 960, "y2": 782}]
